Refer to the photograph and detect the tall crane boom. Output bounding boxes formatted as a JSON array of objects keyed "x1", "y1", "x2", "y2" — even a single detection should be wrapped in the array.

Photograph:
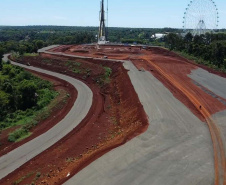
[{"x1": 98, "y1": 0, "x2": 108, "y2": 44}]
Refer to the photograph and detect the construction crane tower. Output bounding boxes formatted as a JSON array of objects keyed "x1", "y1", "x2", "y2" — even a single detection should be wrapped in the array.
[{"x1": 98, "y1": 0, "x2": 108, "y2": 44}]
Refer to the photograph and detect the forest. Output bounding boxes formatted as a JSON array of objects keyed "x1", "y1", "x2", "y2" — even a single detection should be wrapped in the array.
[
  {"x1": 0, "y1": 26, "x2": 226, "y2": 72},
  {"x1": 0, "y1": 26, "x2": 181, "y2": 54},
  {"x1": 165, "y1": 32, "x2": 226, "y2": 72},
  {"x1": 0, "y1": 62, "x2": 57, "y2": 142}
]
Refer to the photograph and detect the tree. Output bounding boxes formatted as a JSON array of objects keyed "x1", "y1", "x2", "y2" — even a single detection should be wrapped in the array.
[
  {"x1": 193, "y1": 34, "x2": 205, "y2": 45},
  {"x1": 18, "y1": 80, "x2": 38, "y2": 110},
  {"x1": 18, "y1": 45, "x2": 27, "y2": 55},
  {"x1": 184, "y1": 32, "x2": 193, "y2": 43},
  {"x1": 35, "y1": 40, "x2": 44, "y2": 49},
  {"x1": 205, "y1": 32, "x2": 212, "y2": 44},
  {"x1": 214, "y1": 43, "x2": 225, "y2": 67},
  {"x1": 165, "y1": 33, "x2": 181, "y2": 51},
  {"x1": 0, "y1": 59, "x2": 2, "y2": 71},
  {"x1": 0, "y1": 90, "x2": 10, "y2": 120},
  {"x1": 0, "y1": 48, "x2": 4, "y2": 71}
]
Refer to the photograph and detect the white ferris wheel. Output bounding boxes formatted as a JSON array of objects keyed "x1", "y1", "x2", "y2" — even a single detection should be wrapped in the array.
[{"x1": 183, "y1": 0, "x2": 219, "y2": 35}]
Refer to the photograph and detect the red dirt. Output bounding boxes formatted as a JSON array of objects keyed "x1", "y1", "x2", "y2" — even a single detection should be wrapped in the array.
[
  {"x1": 130, "y1": 47, "x2": 226, "y2": 185},
  {"x1": 1, "y1": 54, "x2": 148, "y2": 185},
  {"x1": 132, "y1": 59, "x2": 226, "y2": 121},
  {"x1": 52, "y1": 45, "x2": 226, "y2": 117},
  {"x1": 49, "y1": 45, "x2": 226, "y2": 185},
  {"x1": 0, "y1": 70, "x2": 77, "y2": 158}
]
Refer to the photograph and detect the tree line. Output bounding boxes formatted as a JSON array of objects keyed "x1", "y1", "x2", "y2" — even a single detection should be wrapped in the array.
[
  {"x1": 0, "y1": 26, "x2": 96, "y2": 55},
  {"x1": 0, "y1": 63, "x2": 57, "y2": 128},
  {"x1": 165, "y1": 32, "x2": 226, "y2": 70},
  {"x1": 0, "y1": 26, "x2": 183, "y2": 54}
]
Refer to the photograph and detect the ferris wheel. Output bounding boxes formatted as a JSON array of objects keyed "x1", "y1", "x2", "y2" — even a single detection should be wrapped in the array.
[{"x1": 182, "y1": 0, "x2": 219, "y2": 35}]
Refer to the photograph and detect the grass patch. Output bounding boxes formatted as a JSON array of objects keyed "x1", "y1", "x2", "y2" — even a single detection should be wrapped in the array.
[
  {"x1": 33, "y1": 172, "x2": 41, "y2": 182},
  {"x1": 175, "y1": 51, "x2": 226, "y2": 73},
  {"x1": 66, "y1": 157, "x2": 74, "y2": 163},
  {"x1": 13, "y1": 172, "x2": 35, "y2": 185},
  {"x1": 95, "y1": 66, "x2": 112, "y2": 86},
  {"x1": 23, "y1": 53, "x2": 39, "y2": 57},
  {"x1": 66, "y1": 60, "x2": 73, "y2": 67},
  {"x1": 8, "y1": 128, "x2": 31, "y2": 142},
  {"x1": 66, "y1": 60, "x2": 81, "y2": 67},
  {"x1": 74, "y1": 62, "x2": 81, "y2": 67},
  {"x1": 73, "y1": 68, "x2": 81, "y2": 74}
]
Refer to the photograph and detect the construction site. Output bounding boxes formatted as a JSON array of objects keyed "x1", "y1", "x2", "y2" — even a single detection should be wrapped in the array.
[{"x1": 0, "y1": 0, "x2": 226, "y2": 185}]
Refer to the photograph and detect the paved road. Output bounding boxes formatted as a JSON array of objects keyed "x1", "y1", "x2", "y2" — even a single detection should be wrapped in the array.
[
  {"x1": 6, "y1": 46, "x2": 214, "y2": 185},
  {"x1": 39, "y1": 47, "x2": 215, "y2": 185},
  {"x1": 0, "y1": 54, "x2": 93, "y2": 180},
  {"x1": 189, "y1": 68, "x2": 226, "y2": 100},
  {"x1": 64, "y1": 60, "x2": 214, "y2": 185}
]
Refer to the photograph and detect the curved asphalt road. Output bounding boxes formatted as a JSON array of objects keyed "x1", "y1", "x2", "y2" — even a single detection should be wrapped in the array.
[
  {"x1": 1, "y1": 46, "x2": 216, "y2": 184},
  {"x1": 0, "y1": 54, "x2": 93, "y2": 180},
  {"x1": 65, "y1": 59, "x2": 215, "y2": 185}
]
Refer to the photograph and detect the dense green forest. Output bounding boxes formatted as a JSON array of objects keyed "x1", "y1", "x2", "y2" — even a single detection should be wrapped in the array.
[
  {"x1": 1, "y1": 26, "x2": 226, "y2": 72},
  {"x1": 165, "y1": 32, "x2": 226, "y2": 72},
  {"x1": 0, "y1": 62, "x2": 57, "y2": 142},
  {"x1": 0, "y1": 26, "x2": 183, "y2": 54}
]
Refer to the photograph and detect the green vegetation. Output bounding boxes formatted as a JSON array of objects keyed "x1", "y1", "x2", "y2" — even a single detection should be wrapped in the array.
[
  {"x1": 104, "y1": 67, "x2": 112, "y2": 82},
  {"x1": 96, "y1": 66, "x2": 112, "y2": 86},
  {"x1": 8, "y1": 128, "x2": 31, "y2": 142},
  {"x1": 0, "y1": 26, "x2": 184, "y2": 55},
  {"x1": 73, "y1": 68, "x2": 81, "y2": 74},
  {"x1": 0, "y1": 63, "x2": 58, "y2": 142},
  {"x1": 1, "y1": 25, "x2": 226, "y2": 54},
  {"x1": 23, "y1": 53, "x2": 39, "y2": 57},
  {"x1": 13, "y1": 172, "x2": 35, "y2": 185},
  {"x1": 165, "y1": 32, "x2": 226, "y2": 72},
  {"x1": 0, "y1": 26, "x2": 96, "y2": 55}
]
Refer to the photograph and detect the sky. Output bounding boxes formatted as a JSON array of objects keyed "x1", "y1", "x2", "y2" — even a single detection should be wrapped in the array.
[{"x1": 0, "y1": 0, "x2": 225, "y2": 28}]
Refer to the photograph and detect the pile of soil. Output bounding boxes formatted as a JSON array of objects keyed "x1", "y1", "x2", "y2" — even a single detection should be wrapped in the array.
[{"x1": 1, "y1": 54, "x2": 148, "y2": 185}]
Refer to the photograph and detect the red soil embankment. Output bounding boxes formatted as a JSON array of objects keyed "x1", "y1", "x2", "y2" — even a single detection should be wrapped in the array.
[
  {"x1": 0, "y1": 54, "x2": 148, "y2": 185},
  {"x1": 50, "y1": 45, "x2": 226, "y2": 185},
  {"x1": 0, "y1": 69, "x2": 77, "y2": 157},
  {"x1": 131, "y1": 47, "x2": 226, "y2": 121},
  {"x1": 131, "y1": 47, "x2": 226, "y2": 185},
  {"x1": 53, "y1": 45, "x2": 226, "y2": 118}
]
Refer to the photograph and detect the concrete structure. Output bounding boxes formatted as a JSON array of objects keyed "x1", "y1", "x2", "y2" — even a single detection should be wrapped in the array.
[{"x1": 151, "y1": 33, "x2": 167, "y2": 40}]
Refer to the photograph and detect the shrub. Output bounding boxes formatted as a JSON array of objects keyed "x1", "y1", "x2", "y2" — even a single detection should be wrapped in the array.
[{"x1": 8, "y1": 128, "x2": 30, "y2": 142}]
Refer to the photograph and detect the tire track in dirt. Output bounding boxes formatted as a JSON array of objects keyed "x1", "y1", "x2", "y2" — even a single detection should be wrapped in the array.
[{"x1": 143, "y1": 56, "x2": 226, "y2": 185}]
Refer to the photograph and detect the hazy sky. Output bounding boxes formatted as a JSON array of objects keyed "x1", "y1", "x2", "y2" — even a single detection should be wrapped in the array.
[{"x1": 0, "y1": 0, "x2": 225, "y2": 28}]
